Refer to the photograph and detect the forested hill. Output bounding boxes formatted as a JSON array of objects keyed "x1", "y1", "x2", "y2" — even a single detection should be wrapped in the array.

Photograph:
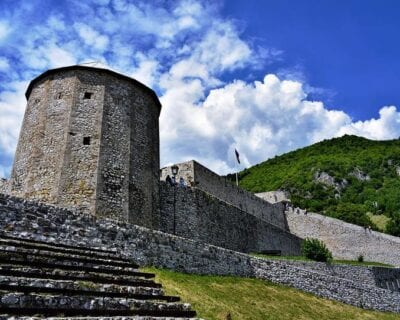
[{"x1": 237, "y1": 135, "x2": 400, "y2": 236}]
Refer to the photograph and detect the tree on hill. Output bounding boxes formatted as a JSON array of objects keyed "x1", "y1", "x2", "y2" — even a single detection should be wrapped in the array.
[{"x1": 236, "y1": 135, "x2": 400, "y2": 235}]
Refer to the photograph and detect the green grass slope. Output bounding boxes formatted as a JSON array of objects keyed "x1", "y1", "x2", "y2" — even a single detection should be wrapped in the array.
[
  {"x1": 144, "y1": 267, "x2": 400, "y2": 320},
  {"x1": 236, "y1": 135, "x2": 400, "y2": 235}
]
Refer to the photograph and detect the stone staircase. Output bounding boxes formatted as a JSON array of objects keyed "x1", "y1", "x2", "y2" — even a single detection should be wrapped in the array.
[{"x1": 0, "y1": 234, "x2": 199, "y2": 319}]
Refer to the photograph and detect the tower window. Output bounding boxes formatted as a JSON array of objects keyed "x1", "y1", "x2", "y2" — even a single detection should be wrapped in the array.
[
  {"x1": 56, "y1": 93, "x2": 63, "y2": 99},
  {"x1": 84, "y1": 92, "x2": 93, "y2": 99},
  {"x1": 83, "y1": 137, "x2": 91, "y2": 145}
]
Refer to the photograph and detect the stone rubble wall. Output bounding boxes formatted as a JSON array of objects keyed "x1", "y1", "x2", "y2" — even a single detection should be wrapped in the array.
[
  {"x1": 9, "y1": 67, "x2": 160, "y2": 228},
  {"x1": 267, "y1": 258, "x2": 400, "y2": 292},
  {"x1": 1, "y1": 193, "x2": 399, "y2": 313},
  {"x1": 0, "y1": 179, "x2": 9, "y2": 194},
  {"x1": 286, "y1": 208, "x2": 400, "y2": 267},
  {"x1": 159, "y1": 182, "x2": 302, "y2": 255},
  {"x1": 160, "y1": 161, "x2": 289, "y2": 231}
]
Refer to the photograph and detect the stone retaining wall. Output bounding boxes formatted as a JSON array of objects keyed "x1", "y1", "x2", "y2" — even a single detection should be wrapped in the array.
[
  {"x1": 159, "y1": 182, "x2": 302, "y2": 255},
  {"x1": 286, "y1": 209, "x2": 400, "y2": 267},
  {"x1": 1, "y1": 193, "x2": 399, "y2": 313},
  {"x1": 268, "y1": 259, "x2": 400, "y2": 292}
]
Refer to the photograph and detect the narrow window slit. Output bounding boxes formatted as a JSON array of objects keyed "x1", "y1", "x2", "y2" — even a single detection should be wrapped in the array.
[
  {"x1": 83, "y1": 137, "x2": 91, "y2": 145},
  {"x1": 84, "y1": 92, "x2": 93, "y2": 99}
]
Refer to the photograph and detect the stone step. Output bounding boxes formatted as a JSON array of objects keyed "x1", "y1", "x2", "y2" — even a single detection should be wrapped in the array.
[
  {"x1": 0, "y1": 284, "x2": 179, "y2": 302},
  {"x1": 0, "y1": 266, "x2": 162, "y2": 288},
  {"x1": 0, "y1": 292, "x2": 197, "y2": 318},
  {"x1": 0, "y1": 252, "x2": 153, "y2": 279},
  {"x1": 0, "y1": 234, "x2": 119, "y2": 257},
  {"x1": 0, "y1": 275, "x2": 164, "y2": 296},
  {"x1": 0, "y1": 235, "x2": 134, "y2": 265},
  {"x1": 0, "y1": 245, "x2": 138, "y2": 273}
]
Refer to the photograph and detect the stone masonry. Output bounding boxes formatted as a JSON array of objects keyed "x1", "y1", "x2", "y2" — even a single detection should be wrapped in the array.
[
  {"x1": 9, "y1": 66, "x2": 161, "y2": 228},
  {"x1": 286, "y1": 208, "x2": 400, "y2": 266},
  {"x1": 159, "y1": 182, "x2": 302, "y2": 255},
  {"x1": 0, "y1": 179, "x2": 9, "y2": 194},
  {"x1": 161, "y1": 160, "x2": 288, "y2": 230},
  {"x1": 1, "y1": 194, "x2": 399, "y2": 313}
]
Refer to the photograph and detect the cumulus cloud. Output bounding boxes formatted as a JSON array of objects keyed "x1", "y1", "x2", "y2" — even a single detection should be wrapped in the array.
[
  {"x1": 0, "y1": 0, "x2": 400, "y2": 179},
  {"x1": 338, "y1": 106, "x2": 400, "y2": 140},
  {"x1": 160, "y1": 74, "x2": 354, "y2": 170}
]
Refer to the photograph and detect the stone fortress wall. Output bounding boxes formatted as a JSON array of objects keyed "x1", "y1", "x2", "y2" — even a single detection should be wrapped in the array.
[
  {"x1": 159, "y1": 182, "x2": 302, "y2": 255},
  {"x1": 1, "y1": 193, "x2": 399, "y2": 313},
  {"x1": 286, "y1": 208, "x2": 400, "y2": 266},
  {"x1": 9, "y1": 66, "x2": 161, "y2": 229},
  {"x1": 160, "y1": 160, "x2": 288, "y2": 230},
  {"x1": 0, "y1": 179, "x2": 9, "y2": 194}
]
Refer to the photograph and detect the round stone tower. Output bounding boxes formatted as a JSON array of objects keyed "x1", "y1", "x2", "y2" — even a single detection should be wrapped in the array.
[{"x1": 10, "y1": 66, "x2": 161, "y2": 228}]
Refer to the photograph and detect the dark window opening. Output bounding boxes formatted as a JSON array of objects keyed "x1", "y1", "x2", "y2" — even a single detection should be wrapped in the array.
[
  {"x1": 56, "y1": 93, "x2": 63, "y2": 99},
  {"x1": 83, "y1": 137, "x2": 91, "y2": 145},
  {"x1": 34, "y1": 99, "x2": 40, "y2": 103},
  {"x1": 84, "y1": 92, "x2": 93, "y2": 99},
  {"x1": 69, "y1": 132, "x2": 76, "y2": 136}
]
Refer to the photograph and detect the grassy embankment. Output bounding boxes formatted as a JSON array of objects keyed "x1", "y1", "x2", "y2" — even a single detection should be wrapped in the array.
[{"x1": 143, "y1": 267, "x2": 400, "y2": 320}]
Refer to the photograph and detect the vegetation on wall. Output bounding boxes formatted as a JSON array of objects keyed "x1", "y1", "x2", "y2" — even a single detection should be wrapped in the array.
[{"x1": 235, "y1": 135, "x2": 400, "y2": 235}]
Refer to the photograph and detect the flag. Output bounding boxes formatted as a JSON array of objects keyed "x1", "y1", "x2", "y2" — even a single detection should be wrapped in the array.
[{"x1": 235, "y1": 148, "x2": 240, "y2": 164}]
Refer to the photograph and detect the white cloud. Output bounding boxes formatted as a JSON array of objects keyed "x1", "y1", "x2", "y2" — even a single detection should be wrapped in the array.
[
  {"x1": 0, "y1": 81, "x2": 27, "y2": 156},
  {"x1": 1, "y1": 0, "x2": 400, "y2": 178},
  {"x1": 130, "y1": 54, "x2": 159, "y2": 88},
  {"x1": 74, "y1": 23, "x2": 109, "y2": 51},
  {"x1": 337, "y1": 106, "x2": 400, "y2": 140},
  {"x1": 0, "y1": 21, "x2": 11, "y2": 41},
  {"x1": 0, "y1": 57, "x2": 10, "y2": 71}
]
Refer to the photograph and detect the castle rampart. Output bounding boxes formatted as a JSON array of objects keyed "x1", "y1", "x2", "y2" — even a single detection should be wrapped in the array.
[
  {"x1": 9, "y1": 66, "x2": 161, "y2": 228},
  {"x1": 159, "y1": 182, "x2": 302, "y2": 255},
  {"x1": 286, "y1": 209, "x2": 400, "y2": 266},
  {"x1": 160, "y1": 160, "x2": 288, "y2": 230}
]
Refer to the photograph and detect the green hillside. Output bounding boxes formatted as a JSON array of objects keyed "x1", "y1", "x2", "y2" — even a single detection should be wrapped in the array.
[{"x1": 237, "y1": 135, "x2": 400, "y2": 235}]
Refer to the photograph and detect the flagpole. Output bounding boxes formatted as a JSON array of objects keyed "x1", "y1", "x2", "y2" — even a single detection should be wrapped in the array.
[{"x1": 235, "y1": 148, "x2": 240, "y2": 187}]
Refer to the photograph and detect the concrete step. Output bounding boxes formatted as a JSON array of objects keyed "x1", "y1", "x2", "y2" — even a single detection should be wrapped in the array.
[
  {"x1": 0, "y1": 266, "x2": 161, "y2": 288},
  {"x1": 0, "y1": 292, "x2": 196, "y2": 317}
]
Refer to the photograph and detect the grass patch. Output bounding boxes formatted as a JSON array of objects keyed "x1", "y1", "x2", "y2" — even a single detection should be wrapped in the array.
[
  {"x1": 143, "y1": 267, "x2": 400, "y2": 320},
  {"x1": 251, "y1": 253, "x2": 393, "y2": 267}
]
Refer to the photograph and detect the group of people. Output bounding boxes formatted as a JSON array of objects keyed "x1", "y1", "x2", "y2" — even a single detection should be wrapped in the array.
[{"x1": 165, "y1": 175, "x2": 186, "y2": 187}]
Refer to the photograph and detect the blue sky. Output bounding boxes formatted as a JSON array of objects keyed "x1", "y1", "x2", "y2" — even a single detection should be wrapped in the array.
[{"x1": 0, "y1": 0, "x2": 399, "y2": 177}]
